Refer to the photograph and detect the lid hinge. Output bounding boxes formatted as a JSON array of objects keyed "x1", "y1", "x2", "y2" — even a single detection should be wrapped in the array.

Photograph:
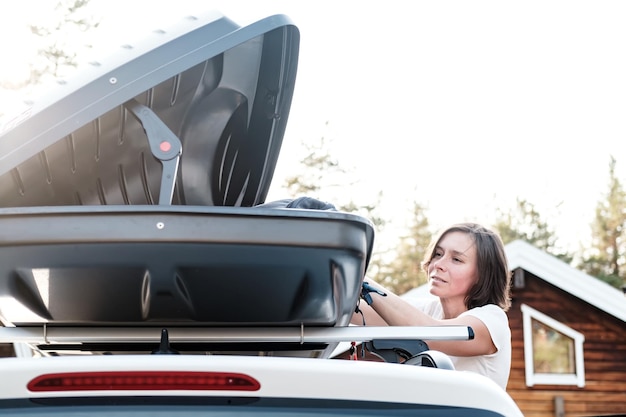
[{"x1": 124, "y1": 99, "x2": 182, "y2": 205}]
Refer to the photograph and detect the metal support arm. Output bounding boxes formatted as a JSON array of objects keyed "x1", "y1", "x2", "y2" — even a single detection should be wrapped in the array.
[{"x1": 124, "y1": 99, "x2": 182, "y2": 205}]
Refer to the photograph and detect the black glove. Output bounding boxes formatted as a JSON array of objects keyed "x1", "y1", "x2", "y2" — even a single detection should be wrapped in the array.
[{"x1": 360, "y1": 281, "x2": 387, "y2": 305}]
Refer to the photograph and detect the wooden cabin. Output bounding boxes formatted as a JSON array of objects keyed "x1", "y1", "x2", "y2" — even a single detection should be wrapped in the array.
[{"x1": 505, "y1": 240, "x2": 626, "y2": 417}]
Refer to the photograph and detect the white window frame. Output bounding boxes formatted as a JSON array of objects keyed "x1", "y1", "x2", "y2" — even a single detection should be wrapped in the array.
[{"x1": 520, "y1": 303, "x2": 585, "y2": 387}]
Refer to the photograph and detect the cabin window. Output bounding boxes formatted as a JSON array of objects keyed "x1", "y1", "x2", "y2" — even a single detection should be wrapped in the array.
[{"x1": 520, "y1": 304, "x2": 585, "y2": 387}]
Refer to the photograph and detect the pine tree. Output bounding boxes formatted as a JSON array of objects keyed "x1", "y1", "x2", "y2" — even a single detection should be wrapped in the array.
[
  {"x1": 578, "y1": 156, "x2": 626, "y2": 288},
  {"x1": 493, "y1": 198, "x2": 572, "y2": 263},
  {"x1": 372, "y1": 201, "x2": 431, "y2": 295}
]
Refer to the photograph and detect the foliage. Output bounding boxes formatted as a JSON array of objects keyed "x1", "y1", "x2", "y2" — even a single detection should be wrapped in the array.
[
  {"x1": 26, "y1": 0, "x2": 98, "y2": 85},
  {"x1": 578, "y1": 156, "x2": 626, "y2": 288},
  {"x1": 493, "y1": 198, "x2": 573, "y2": 263},
  {"x1": 370, "y1": 201, "x2": 431, "y2": 294},
  {"x1": 283, "y1": 130, "x2": 362, "y2": 205}
]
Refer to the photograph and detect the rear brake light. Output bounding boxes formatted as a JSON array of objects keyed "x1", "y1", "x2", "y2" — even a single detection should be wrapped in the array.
[{"x1": 27, "y1": 371, "x2": 261, "y2": 392}]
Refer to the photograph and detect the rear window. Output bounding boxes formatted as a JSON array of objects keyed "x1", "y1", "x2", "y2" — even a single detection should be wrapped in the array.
[{"x1": 0, "y1": 397, "x2": 506, "y2": 417}]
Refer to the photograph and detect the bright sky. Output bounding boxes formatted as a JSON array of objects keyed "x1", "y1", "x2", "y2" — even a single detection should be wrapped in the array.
[{"x1": 2, "y1": 0, "x2": 625, "y2": 253}]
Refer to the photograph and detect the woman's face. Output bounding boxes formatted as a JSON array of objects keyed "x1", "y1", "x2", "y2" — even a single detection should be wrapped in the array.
[{"x1": 427, "y1": 231, "x2": 479, "y2": 302}]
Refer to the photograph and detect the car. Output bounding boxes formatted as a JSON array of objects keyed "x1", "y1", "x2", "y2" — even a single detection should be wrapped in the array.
[{"x1": 0, "y1": 9, "x2": 524, "y2": 417}]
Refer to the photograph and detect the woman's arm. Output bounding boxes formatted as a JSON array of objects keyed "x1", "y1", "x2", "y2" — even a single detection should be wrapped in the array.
[
  {"x1": 351, "y1": 281, "x2": 497, "y2": 357},
  {"x1": 350, "y1": 301, "x2": 389, "y2": 326}
]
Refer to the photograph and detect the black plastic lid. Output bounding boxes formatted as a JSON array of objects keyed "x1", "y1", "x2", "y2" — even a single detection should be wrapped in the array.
[{"x1": 0, "y1": 11, "x2": 299, "y2": 207}]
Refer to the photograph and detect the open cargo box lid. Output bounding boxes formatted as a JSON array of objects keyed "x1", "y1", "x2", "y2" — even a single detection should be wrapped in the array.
[
  {"x1": 0, "y1": 11, "x2": 298, "y2": 207},
  {"x1": 0, "y1": 11, "x2": 375, "y2": 357}
]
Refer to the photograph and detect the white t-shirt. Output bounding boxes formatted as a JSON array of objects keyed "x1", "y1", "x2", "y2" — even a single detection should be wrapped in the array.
[{"x1": 407, "y1": 298, "x2": 512, "y2": 390}]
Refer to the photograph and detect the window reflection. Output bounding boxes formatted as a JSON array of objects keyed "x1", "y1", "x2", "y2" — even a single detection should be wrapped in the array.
[{"x1": 532, "y1": 319, "x2": 575, "y2": 374}]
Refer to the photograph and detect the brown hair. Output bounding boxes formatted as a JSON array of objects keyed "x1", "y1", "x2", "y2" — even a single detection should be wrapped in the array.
[{"x1": 421, "y1": 222, "x2": 511, "y2": 311}]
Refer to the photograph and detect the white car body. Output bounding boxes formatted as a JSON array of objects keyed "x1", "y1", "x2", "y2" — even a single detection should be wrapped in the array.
[{"x1": 0, "y1": 353, "x2": 523, "y2": 416}]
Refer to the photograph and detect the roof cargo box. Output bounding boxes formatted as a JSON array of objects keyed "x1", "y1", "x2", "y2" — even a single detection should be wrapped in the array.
[
  {"x1": 0, "y1": 205, "x2": 373, "y2": 328},
  {"x1": 0, "y1": 11, "x2": 375, "y2": 356}
]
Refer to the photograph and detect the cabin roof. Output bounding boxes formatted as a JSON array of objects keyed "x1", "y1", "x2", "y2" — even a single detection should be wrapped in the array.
[{"x1": 505, "y1": 239, "x2": 626, "y2": 322}]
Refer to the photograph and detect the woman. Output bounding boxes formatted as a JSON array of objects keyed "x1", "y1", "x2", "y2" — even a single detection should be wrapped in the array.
[{"x1": 352, "y1": 222, "x2": 512, "y2": 389}]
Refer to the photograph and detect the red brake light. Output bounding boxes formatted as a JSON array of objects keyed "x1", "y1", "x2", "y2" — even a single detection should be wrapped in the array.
[{"x1": 28, "y1": 371, "x2": 260, "y2": 392}]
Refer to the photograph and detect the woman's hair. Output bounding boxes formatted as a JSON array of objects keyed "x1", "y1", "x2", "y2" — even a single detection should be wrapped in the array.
[{"x1": 421, "y1": 223, "x2": 512, "y2": 311}]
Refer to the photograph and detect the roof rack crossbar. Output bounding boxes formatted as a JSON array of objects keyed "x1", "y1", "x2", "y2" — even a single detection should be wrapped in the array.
[{"x1": 0, "y1": 325, "x2": 474, "y2": 345}]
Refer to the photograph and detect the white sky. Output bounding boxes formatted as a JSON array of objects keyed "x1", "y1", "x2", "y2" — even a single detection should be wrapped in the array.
[{"x1": 2, "y1": 0, "x2": 625, "y2": 252}]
